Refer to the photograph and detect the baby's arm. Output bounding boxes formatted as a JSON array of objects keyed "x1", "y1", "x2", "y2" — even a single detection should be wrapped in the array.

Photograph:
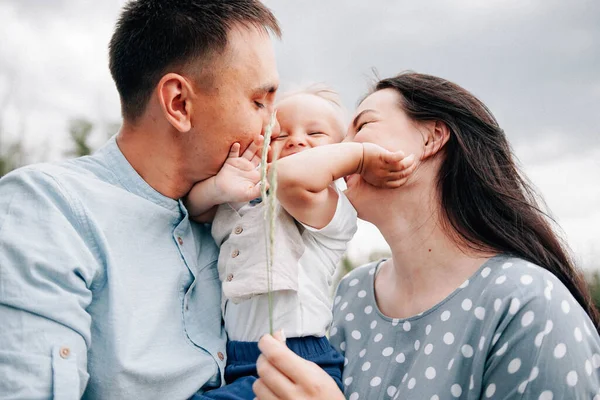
[
  {"x1": 276, "y1": 142, "x2": 415, "y2": 229},
  {"x1": 186, "y1": 137, "x2": 264, "y2": 222}
]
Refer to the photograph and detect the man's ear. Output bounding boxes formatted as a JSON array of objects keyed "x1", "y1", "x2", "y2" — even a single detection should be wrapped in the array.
[
  {"x1": 422, "y1": 120, "x2": 451, "y2": 160},
  {"x1": 157, "y1": 73, "x2": 193, "y2": 133}
]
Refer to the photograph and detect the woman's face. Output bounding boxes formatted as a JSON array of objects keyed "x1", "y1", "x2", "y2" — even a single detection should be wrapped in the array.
[{"x1": 346, "y1": 88, "x2": 424, "y2": 157}]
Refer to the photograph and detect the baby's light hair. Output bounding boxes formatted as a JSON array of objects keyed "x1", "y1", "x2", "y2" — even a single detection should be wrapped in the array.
[{"x1": 276, "y1": 83, "x2": 347, "y2": 136}]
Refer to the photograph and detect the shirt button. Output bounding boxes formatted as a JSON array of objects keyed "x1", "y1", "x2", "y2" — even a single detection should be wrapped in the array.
[
  {"x1": 226, "y1": 273, "x2": 234, "y2": 282},
  {"x1": 217, "y1": 352, "x2": 225, "y2": 361},
  {"x1": 231, "y1": 249, "x2": 240, "y2": 258},
  {"x1": 59, "y1": 346, "x2": 71, "y2": 359},
  {"x1": 234, "y1": 226, "x2": 243, "y2": 235},
  {"x1": 177, "y1": 236, "x2": 184, "y2": 245}
]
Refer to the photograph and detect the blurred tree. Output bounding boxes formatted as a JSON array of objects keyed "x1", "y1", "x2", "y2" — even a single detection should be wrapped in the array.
[
  {"x1": 66, "y1": 118, "x2": 94, "y2": 157},
  {"x1": 0, "y1": 134, "x2": 24, "y2": 177},
  {"x1": 588, "y1": 271, "x2": 600, "y2": 311}
]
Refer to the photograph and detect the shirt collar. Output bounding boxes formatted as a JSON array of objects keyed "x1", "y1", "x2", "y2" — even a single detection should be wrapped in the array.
[{"x1": 94, "y1": 135, "x2": 182, "y2": 214}]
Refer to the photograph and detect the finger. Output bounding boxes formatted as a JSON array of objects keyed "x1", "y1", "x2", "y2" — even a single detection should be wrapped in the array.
[
  {"x1": 383, "y1": 150, "x2": 405, "y2": 163},
  {"x1": 258, "y1": 334, "x2": 310, "y2": 384},
  {"x1": 242, "y1": 137, "x2": 264, "y2": 162},
  {"x1": 255, "y1": 355, "x2": 297, "y2": 399},
  {"x1": 228, "y1": 143, "x2": 241, "y2": 159},
  {"x1": 399, "y1": 154, "x2": 416, "y2": 169},
  {"x1": 252, "y1": 377, "x2": 280, "y2": 400}
]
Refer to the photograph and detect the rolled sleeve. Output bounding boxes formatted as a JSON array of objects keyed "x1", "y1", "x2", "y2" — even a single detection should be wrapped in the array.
[{"x1": 0, "y1": 168, "x2": 97, "y2": 399}]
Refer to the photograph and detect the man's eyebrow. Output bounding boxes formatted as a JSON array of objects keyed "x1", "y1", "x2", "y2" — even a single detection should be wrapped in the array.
[
  {"x1": 254, "y1": 83, "x2": 279, "y2": 95},
  {"x1": 352, "y1": 109, "x2": 376, "y2": 129}
]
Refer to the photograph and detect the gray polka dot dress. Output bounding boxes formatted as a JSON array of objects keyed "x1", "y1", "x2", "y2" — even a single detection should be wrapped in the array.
[{"x1": 329, "y1": 255, "x2": 600, "y2": 399}]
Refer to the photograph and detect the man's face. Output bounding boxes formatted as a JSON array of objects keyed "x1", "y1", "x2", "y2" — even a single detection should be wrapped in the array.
[{"x1": 187, "y1": 25, "x2": 279, "y2": 182}]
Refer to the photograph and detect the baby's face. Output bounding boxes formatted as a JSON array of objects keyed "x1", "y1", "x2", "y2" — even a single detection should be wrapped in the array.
[{"x1": 271, "y1": 93, "x2": 345, "y2": 159}]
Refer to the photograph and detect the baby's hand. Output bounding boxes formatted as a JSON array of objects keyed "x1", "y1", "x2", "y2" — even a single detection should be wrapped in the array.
[
  {"x1": 213, "y1": 137, "x2": 266, "y2": 203},
  {"x1": 358, "y1": 143, "x2": 416, "y2": 188}
]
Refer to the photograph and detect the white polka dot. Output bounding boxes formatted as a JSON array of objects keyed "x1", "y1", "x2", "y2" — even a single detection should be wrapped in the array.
[
  {"x1": 408, "y1": 378, "x2": 416, "y2": 389},
  {"x1": 425, "y1": 343, "x2": 433, "y2": 355},
  {"x1": 561, "y1": 300, "x2": 570, "y2": 314},
  {"x1": 391, "y1": 319, "x2": 400, "y2": 327},
  {"x1": 593, "y1": 395, "x2": 600, "y2": 400},
  {"x1": 566, "y1": 370, "x2": 578, "y2": 386},
  {"x1": 493, "y1": 298, "x2": 501, "y2": 312},
  {"x1": 461, "y1": 344, "x2": 474, "y2": 358},
  {"x1": 546, "y1": 279, "x2": 554, "y2": 289},
  {"x1": 554, "y1": 343, "x2": 566, "y2": 359},
  {"x1": 349, "y1": 392, "x2": 359, "y2": 400},
  {"x1": 508, "y1": 358, "x2": 521, "y2": 374},
  {"x1": 414, "y1": 340, "x2": 420, "y2": 351},
  {"x1": 364, "y1": 306, "x2": 373, "y2": 315},
  {"x1": 344, "y1": 357, "x2": 349, "y2": 366},
  {"x1": 586, "y1": 359, "x2": 593, "y2": 376},
  {"x1": 509, "y1": 298, "x2": 521, "y2": 314},
  {"x1": 349, "y1": 278, "x2": 359, "y2": 287},
  {"x1": 496, "y1": 342, "x2": 508, "y2": 356},
  {"x1": 426, "y1": 324, "x2": 432, "y2": 335},
  {"x1": 357, "y1": 290, "x2": 367, "y2": 298},
  {"x1": 502, "y1": 262, "x2": 513, "y2": 269},
  {"x1": 485, "y1": 383, "x2": 496, "y2": 397},
  {"x1": 340, "y1": 302, "x2": 348, "y2": 311},
  {"x1": 459, "y1": 279, "x2": 470, "y2": 289},
  {"x1": 426, "y1": 367, "x2": 436, "y2": 379},
  {"x1": 462, "y1": 298, "x2": 473, "y2": 311},
  {"x1": 362, "y1": 361, "x2": 371, "y2": 371},
  {"x1": 574, "y1": 327, "x2": 583, "y2": 342},
  {"x1": 345, "y1": 313, "x2": 355, "y2": 321},
  {"x1": 451, "y1": 384, "x2": 462, "y2": 397},
  {"x1": 374, "y1": 333, "x2": 383, "y2": 342},
  {"x1": 370, "y1": 376, "x2": 382, "y2": 387},
  {"x1": 479, "y1": 336, "x2": 486, "y2": 350},
  {"x1": 359, "y1": 349, "x2": 366, "y2": 358},
  {"x1": 334, "y1": 296, "x2": 341, "y2": 305},
  {"x1": 330, "y1": 326, "x2": 338, "y2": 336},
  {"x1": 592, "y1": 353, "x2": 600, "y2": 368},
  {"x1": 441, "y1": 310, "x2": 451, "y2": 321},
  {"x1": 481, "y1": 267, "x2": 491, "y2": 278},
  {"x1": 448, "y1": 358, "x2": 455, "y2": 370},
  {"x1": 538, "y1": 390, "x2": 553, "y2": 400},
  {"x1": 534, "y1": 332, "x2": 544, "y2": 347},
  {"x1": 520, "y1": 275, "x2": 533, "y2": 285},
  {"x1": 521, "y1": 310, "x2": 535, "y2": 327},
  {"x1": 469, "y1": 375, "x2": 474, "y2": 390},
  {"x1": 344, "y1": 376, "x2": 353, "y2": 385},
  {"x1": 529, "y1": 367, "x2": 539, "y2": 381},
  {"x1": 382, "y1": 347, "x2": 394, "y2": 357},
  {"x1": 495, "y1": 275, "x2": 506, "y2": 284},
  {"x1": 387, "y1": 386, "x2": 397, "y2": 397},
  {"x1": 431, "y1": 396, "x2": 440, "y2": 400},
  {"x1": 544, "y1": 320, "x2": 554, "y2": 334},
  {"x1": 584, "y1": 323, "x2": 592, "y2": 336},
  {"x1": 518, "y1": 380, "x2": 528, "y2": 394},
  {"x1": 351, "y1": 330, "x2": 361, "y2": 340},
  {"x1": 544, "y1": 286, "x2": 552, "y2": 300},
  {"x1": 402, "y1": 373, "x2": 408, "y2": 383},
  {"x1": 370, "y1": 320, "x2": 377, "y2": 329},
  {"x1": 443, "y1": 332, "x2": 455, "y2": 345},
  {"x1": 403, "y1": 321, "x2": 411, "y2": 331},
  {"x1": 369, "y1": 268, "x2": 376, "y2": 275},
  {"x1": 475, "y1": 307, "x2": 486, "y2": 320},
  {"x1": 395, "y1": 353, "x2": 406, "y2": 363},
  {"x1": 492, "y1": 333, "x2": 501, "y2": 345}
]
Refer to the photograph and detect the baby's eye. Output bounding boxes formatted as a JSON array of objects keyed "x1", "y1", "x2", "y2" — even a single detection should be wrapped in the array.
[
  {"x1": 274, "y1": 134, "x2": 288, "y2": 140},
  {"x1": 308, "y1": 132, "x2": 325, "y2": 136}
]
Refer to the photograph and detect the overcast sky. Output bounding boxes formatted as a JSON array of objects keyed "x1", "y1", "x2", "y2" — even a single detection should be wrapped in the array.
[{"x1": 0, "y1": 0, "x2": 598, "y2": 269}]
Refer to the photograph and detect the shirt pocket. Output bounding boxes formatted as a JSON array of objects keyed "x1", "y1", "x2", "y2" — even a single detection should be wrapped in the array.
[{"x1": 52, "y1": 345, "x2": 87, "y2": 400}]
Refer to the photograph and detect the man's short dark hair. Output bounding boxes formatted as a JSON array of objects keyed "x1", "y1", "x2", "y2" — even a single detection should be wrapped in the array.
[{"x1": 109, "y1": 0, "x2": 281, "y2": 121}]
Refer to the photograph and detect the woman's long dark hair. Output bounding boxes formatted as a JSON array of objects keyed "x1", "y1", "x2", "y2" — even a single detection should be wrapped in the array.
[{"x1": 375, "y1": 72, "x2": 600, "y2": 331}]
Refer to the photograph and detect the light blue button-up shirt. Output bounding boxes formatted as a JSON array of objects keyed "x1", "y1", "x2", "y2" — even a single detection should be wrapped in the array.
[{"x1": 0, "y1": 137, "x2": 226, "y2": 399}]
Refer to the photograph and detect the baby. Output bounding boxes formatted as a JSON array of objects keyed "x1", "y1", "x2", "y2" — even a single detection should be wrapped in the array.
[{"x1": 186, "y1": 84, "x2": 415, "y2": 399}]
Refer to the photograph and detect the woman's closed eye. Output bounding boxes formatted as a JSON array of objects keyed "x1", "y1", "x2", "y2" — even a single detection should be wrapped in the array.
[
  {"x1": 254, "y1": 101, "x2": 265, "y2": 109},
  {"x1": 357, "y1": 121, "x2": 372, "y2": 132}
]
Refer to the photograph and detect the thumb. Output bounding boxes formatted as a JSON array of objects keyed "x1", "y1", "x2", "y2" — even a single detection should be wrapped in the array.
[{"x1": 273, "y1": 329, "x2": 286, "y2": 343}]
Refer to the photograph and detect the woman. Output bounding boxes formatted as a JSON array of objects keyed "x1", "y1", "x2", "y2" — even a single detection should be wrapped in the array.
[{"x1": 252, "y1": 72, "x2": 600, "y2": 399}]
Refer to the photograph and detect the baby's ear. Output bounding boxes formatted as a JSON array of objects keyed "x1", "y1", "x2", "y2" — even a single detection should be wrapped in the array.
[{"x1": 421, "y1": 121, "x2": 450, "y2": 160}]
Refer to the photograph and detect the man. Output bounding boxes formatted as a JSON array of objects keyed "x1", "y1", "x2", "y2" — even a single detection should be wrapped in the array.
[{"x1": 0, "y1": 1, "x2": 280, "y2": 398}]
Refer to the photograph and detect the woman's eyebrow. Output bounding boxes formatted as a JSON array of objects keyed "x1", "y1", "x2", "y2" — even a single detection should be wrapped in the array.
[{"x1": 352, "y1": 109, "x2": 376, "y2": 129}]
